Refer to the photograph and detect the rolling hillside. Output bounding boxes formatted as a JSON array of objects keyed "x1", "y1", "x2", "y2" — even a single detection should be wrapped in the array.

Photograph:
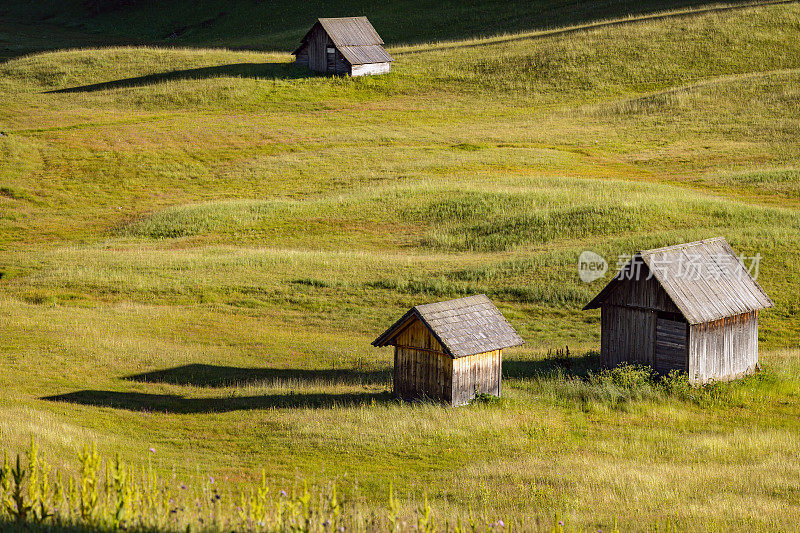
[
  {"x1": 1, "y1": 1, "x2": 800, "y2": 530},
  {"x1": 2, "y1": 0, "x2": 782, "y2": 54}
]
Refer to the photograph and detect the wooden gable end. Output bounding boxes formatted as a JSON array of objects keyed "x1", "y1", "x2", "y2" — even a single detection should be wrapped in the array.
[
  {"x1": 393, "y1": 317, "x2": 445, "y2": 354},
  {"x1": 604, "y1": 269, "x2": 682, "y2": 316}
]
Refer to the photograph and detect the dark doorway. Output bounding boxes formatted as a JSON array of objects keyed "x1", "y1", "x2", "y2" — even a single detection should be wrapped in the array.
[{"x1": 654, "y1": 316, "x2": 688, "y2": 374}]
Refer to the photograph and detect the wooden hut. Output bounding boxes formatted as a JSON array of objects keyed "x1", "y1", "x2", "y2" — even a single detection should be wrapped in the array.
[
  {"x1": 292, "y1": 17, "x2": 393, "y2": 76},
  {"x1": 372, "y1": 295, "x2": 523, "y2": 406},
  {"x1": 584, "y1": 237, "x2": 773, "y2": 383}
]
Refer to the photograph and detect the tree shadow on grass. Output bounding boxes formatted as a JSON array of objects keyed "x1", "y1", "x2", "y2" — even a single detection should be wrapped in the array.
[
  {"x1": 43, "y1": 389, "x2": 394, "y2": 413},
  {"x1": 124, "y1": 363, "x2": 390, "y2": 388},
  {"x1": 47, "y1": 62, "x2": 312, "y2": 93},
  {"x1": 504, "y1": 351, "x2": 601, "y2": 380}
]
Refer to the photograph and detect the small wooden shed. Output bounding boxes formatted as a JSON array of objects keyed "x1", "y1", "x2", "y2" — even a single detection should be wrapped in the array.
[
  {"x1": 372, "y1": 294, "x2": 523, "y2": 406},
  {"x1": 584, "y1": 237, "x2": 773, "y2": 383},
  {"x1": 292, "y1": 17, "x2": 393, "y2": 76}
]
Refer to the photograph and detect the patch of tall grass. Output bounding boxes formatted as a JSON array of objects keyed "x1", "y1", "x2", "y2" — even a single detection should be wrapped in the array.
[
  {"x1": 368, "y1": 276, "x2": 591, "y2": 306},
  {"x1": 116, "y1": 180, "x2": 800, "y2": 252},
  {"x1": 122, "y1": 200, "x2": 296, "y2": 239},
  {"x1": 516, "y1": 355, "x2": 791, "y2": 413},
  {"x1": 712, "y1": 168, "x2": 800, "y2": 198},
  {"x1": 407, "y1": 188, "x2": 800, "y2": 252}
]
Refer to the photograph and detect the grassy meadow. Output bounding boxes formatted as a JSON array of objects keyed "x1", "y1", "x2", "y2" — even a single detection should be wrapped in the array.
[{"x1": 1, "y1": 0, "x2": 800, "y2": 530}]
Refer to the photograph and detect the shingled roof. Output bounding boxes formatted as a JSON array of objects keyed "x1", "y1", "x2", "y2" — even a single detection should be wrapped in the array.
[
  {"x1": 293, "y1": 17, "x2": 393, "y2": 65},
  {"x1": 584, "y1": 237, "x2": 774, "y2": 324},
  {"x1": 372, "y1": 295, "x2": 524, "y2": 358}
]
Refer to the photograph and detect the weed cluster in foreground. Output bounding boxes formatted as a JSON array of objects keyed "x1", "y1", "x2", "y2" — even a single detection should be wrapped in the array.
[
  {"x1": 0, "y1": 439, "x2": 327, "y2": 531},
  {"x1": 0, "y1": 440, "x2": 587, "y2": 532}
]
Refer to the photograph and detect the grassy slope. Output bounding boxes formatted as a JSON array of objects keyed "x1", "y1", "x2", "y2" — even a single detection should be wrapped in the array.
[
  {"x1": 1, "y1": 0, "x2": 773, "y2": 52},
  {"x1": 1, "y1": 1, "x2": 800, "y2": 530}
]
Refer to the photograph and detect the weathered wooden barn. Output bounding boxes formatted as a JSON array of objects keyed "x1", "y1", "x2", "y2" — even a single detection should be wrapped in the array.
[
  {"x1": 584, "y1": 237, "x2": 773, "y2": 383},
  {"x1": 292, "y1": 17, "x2": 393, "y2": 76},
  {"x1": 372, "y1": 294, "x2": 524, "y2": 406}
]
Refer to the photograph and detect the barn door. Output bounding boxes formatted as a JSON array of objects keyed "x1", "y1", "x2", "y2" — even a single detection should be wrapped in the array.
[{"x1": 654, "y1": 315, "x2": 688, "y2": 374}]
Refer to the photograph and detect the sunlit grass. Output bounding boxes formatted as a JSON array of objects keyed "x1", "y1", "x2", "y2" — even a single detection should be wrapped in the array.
[{"x1": 1, "y1": 0, "x2": 800, "y2": 530}]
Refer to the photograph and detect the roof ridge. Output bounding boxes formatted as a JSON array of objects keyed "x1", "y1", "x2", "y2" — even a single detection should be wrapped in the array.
[{"x1": 318, "y1": 16, "x2": 369, "y2": 20}]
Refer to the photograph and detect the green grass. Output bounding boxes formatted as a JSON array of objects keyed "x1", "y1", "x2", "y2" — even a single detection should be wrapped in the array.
[
  {"x1": 1, "y1": 0, "x2": 800, "y2": 530},
  {"x1": 700, "y1": 167, "x2": 800, "y2": 198}
]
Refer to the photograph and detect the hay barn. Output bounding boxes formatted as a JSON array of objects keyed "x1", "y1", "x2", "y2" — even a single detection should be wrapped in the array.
[
  {"x1": 292, "y1": 17, "x2": 393, "y2": 76},
  {"x1": 584, "y1": 237, "x2": 773, "y2": 383},
  {"x1": 372, "y1": 294, "x2": 523, "y2": 406}
]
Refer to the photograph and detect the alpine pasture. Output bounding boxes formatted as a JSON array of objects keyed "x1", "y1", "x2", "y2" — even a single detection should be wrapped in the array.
[{"x1": 1, "y1": 0, "x2": 800, "y2": 530}]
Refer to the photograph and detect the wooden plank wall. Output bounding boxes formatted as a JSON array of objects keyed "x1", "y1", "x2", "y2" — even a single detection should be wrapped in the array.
[
  {"x1": 450, "y1": 349, "x2": 501, "y2": 406},
  {"x1": 688, "y1": 311, "x2": 758, "y2": 383},
  {"x1": 601, "y1": 305, "x2": 655, "y2": 367},
  {"x1": 395, "y1": 319, "x2": 442, "y2": 351},
  {"x1": 295, "y1": 48, "x2": 309, "y2": 66},
  {"x1": 606, "y1": 274, "x2": 681, "y2": 314},
  {"x1": 600, "y1": 271, "x2": 684, "y2": 370},
  {"x1": 392, "y1": 319, "x2": 452, "y2": 403},
  {"x1": 307, "y1": 25, "x2": 329, "y2": 72}
]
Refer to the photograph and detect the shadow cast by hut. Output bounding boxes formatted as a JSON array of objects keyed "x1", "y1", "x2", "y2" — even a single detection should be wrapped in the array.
[
  {"x1": 124, "y1": 363, "x2": 390, "y2": 388},
  {"x1": 43, "y1": 389, "x2": 394, "y2": 413},
  {"x1": 47, "y1": 62, "x2": 311, "y2": 93},
  {"x1": 504, "y1": 350, "x2": 601, "y2": 380}
]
